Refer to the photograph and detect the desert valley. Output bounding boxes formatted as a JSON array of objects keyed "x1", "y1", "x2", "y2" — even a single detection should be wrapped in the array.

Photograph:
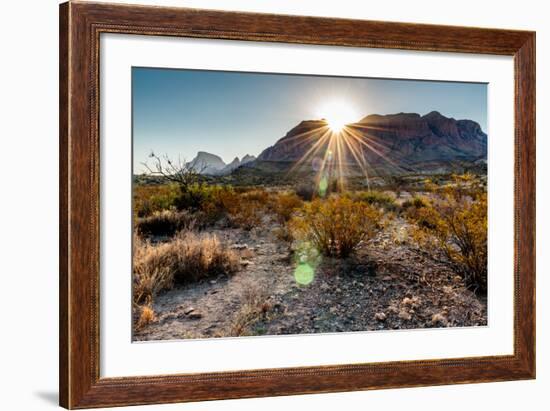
[{"x1": 132, "y1": 110, "x2": 488, "y2": 340}]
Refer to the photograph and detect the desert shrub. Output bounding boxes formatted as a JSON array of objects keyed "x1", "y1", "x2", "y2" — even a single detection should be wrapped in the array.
[
  {"x1": 384, "y1": 175, "x2": 407, "y2": 198},
  {"x1": 229, "y1": 282, "x2": 271, "y2": 336},
  {"x1": 171, "y1": 183, "x2": 266, "y2": 227},
  {"x1": 133, "y1": 231, "x2": 239, "y2": 305},
  {"x1": 199, "y1": 188, "x2": 239, "y2": 224},
  {"x1": 134, "y1": 181, "x2": 239, "y2": 225},
  {"x1": 240, "y1": 189, "x2": 270, "y2": 205},
  {"x1": 233, "y1": 186, "x2": 252, "y2": 194},
  {"x1": 133, "y1": 183, "x2": 179, "y2": 217},
  {"x1": 135, "y1": 209, "x2": 198, "y2": 237},
  {"x1": 271, "y1": 192, "x2": 303, "y2": 223},
  {"x1": 401, "y1": 196, "x2": 428, "y2": 211},
  {"x1": 273, "y1": 226, "x2": 294, "y2": 243},
  {"x1": 214, "y1": 189, "x2": 270, "y2": 230},
  {"x1": 289, "y1": 196, "x2": 383, "y2": 258},
  {"x1": 407, "y1": 184, "x2": 487, "y2": 291},
  {"x1": 175, "y1": 183, "x2": 232, "y2": 211},
  {"x1": 355, "y1": 190, "x2": 397, "y2": 211},
  {"x1": 226, "y1": 200, "x2": 264, "y2": 230},
  {"x1": 295, "y1": 183, "x2": 316, "y2": 201}
]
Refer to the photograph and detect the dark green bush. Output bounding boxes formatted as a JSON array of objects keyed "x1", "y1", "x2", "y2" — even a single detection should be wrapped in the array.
[
  {"x1": 355, "y1": 190, "x2": 397, "y2": 211},
  {"x1": 136, "y1": 209, "x2": 197, "y2": 237},
  {"x1": 401, "y1": 196, "x2": 428, "y2": 210},
  {"x1": 295, "y1": 183, "x2": 316, "y2": 201}
]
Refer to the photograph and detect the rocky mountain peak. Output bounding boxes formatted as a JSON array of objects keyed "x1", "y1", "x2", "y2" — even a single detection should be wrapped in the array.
[
  {"x1": 241, "y1": 154, "x2": 256, "y2": 164},
  {"x1": 257, "y1": 111, "x2": 487, "y2": 171}
]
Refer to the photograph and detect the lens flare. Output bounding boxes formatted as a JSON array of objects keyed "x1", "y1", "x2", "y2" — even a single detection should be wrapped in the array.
[
  {"x1": 318, "y1": 176, "x2": 328, "y2": 197},
  {"x1": 294, "y1": 263, "x2": 315, "y2": 285},
  {"x1": 284, "y1": 100, "x2": 412, "y2": 194},
  {"x1": 317, "y1": 100, "x2": 359, "y2": 133},
  {"x1": 293, "y1": 241, "x2": 321, "y2": 285}
]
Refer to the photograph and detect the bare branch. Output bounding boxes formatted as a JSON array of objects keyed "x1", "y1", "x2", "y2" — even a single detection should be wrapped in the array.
[{"x1": 141, "y1": 151, "x2": 203, "y2": 189}]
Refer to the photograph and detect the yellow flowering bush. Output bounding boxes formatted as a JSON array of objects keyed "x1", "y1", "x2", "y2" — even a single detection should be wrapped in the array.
[
  {"x1": 289, "y1": 196, "x2": 382, "y2": 258},
  {"x1": 407, "y1": 175, "x2": 487, "y2": 291}
]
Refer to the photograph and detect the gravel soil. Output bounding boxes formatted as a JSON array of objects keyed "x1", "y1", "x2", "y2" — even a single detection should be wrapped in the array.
[{"x1": 133, "y1": 219, "x2": 487, "y2": 341}]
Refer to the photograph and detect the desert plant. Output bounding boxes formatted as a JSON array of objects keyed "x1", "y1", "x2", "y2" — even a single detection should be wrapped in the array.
[
  {"x1": 174, "y1": 183, "x2": 231, "y2": 211},
  {"x1": 133, "y1": 183, "x2": 180, "y2": 217},
  {"x1": 226, "y1": 200, "x2": 264, "y2": 230},
  {"x1": 289, "y1": 196, "x2": 382, "y2": 258},
  {"x1": 133, "y1": 231, "x2": 239, "y2": 305},
  {"x1": 228, "y1": 282, "x2": 271, "y2": 336},
  {"x1": 136, "y1": 305, "x2": 157, "y2": 330},
  {"x1": 401, "y1": 196, "x2": 428, "y2": 211},
  {"x1": 240, "y1": 189, "x2": 270, "y2": 205},
  {"x1": 407, "y1": 184, "x2": 487, "y2": 291},
  {"x1": 384, "y1": 175, "x2": 407, "y2": 198},
  {"x1": 295, "y1": 183, "x2": 316, "y2": 201},
  {"x1": 271, "y1": 192, "x2": 303, "y2": 223},
  {"x1": 273, "y1": 226, "x2": 293, "y2": 243},
  {"x1": 141, "y1": 152, "x2": 205, "y2": 192},
  {"x1": 133, "y1": 234, "x2": 175, "y2": 305},
  {"x1": 135, "y1": 209, "x2": 198, "y2": 237},
  {"x1": 212, "y1": 190, "x2": 270, "y2": 230},
  {"x1": 355, "y1": 190, "x2": 397, "y2": 211}
]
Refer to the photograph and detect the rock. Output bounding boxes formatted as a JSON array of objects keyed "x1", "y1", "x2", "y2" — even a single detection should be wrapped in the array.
[
  {"x1": 365, "y1": 262, "x2": 378, "y2": 276},
  {"x1": 388, "y1": 305, "x2": 399, "y2": 314},
  {"x1": 188, "y1": 312, "x2": 203, "y2": 320},
  {"x1": 231, "y1": 243, "x2": 249, "y2": 250},
  {"x1": 163, "y1": 313, "x2": 178, "y2": 322},
  {"x1": 374, "y1": 312, "x2": 387, "y2": 322},
  {"x1": 183, "y1": 307, "x2": 195, "y2": 315},
  {"x1": 398, "y1": 310, "x2": 412, "y2": 321},
  {"x1": 431, "y1": 313, "x2": 448, "y2": 326},
  {"x1": 402, "y1": 296, "x2": 421, "y2": 308}
]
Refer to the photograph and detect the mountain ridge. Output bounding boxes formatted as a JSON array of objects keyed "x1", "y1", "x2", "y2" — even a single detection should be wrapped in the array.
[
  {"x1": 256, "y1": 111, "x2": 486, "y2": 173},
  {"x1": 187, "y1": 152, "x2": 257, "y2": 176},
  {"x1": 185, "y1": 111, "x2": 486, "y2": 177}
]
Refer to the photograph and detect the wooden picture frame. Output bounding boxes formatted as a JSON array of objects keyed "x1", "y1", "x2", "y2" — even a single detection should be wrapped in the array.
[{"x1": 59, "y1": 1, "x2": 535, "y2": 408}]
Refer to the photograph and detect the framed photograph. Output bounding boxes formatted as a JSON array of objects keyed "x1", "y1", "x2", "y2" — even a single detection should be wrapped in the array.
[{"x1": 59, "y1": 2, "x2": 535, "y2": 409}]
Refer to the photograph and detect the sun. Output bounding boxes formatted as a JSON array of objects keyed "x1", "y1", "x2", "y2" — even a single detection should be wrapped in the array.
[
  {"x1": 327, "y1": 117, "x2": 346, "y2": 132},
  {"x1": 317, "y1": 100, "x2": 359, "y2": 132}
]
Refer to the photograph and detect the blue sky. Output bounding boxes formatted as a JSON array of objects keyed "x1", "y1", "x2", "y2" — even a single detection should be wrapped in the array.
[{"x1": 133, "y1": 67, "x2": 487, "y2": 172}]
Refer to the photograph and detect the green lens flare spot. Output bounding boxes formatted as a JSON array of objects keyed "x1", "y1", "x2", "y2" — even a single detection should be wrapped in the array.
[
  {"x1": 319, "y1": 177, "x2": 328, "y2": 197},
  {"x1": 294, "y1": 263, "x2": 315, "y2": 285}
]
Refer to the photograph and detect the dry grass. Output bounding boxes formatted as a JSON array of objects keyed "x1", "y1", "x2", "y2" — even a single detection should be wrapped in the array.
[
  {"x1": 133, "y1": 234, "x2": 175, "y2": 305},
  {"x1": 135, "y1": 209, "x2": 198, "y2": 237},
  {"x1": 133, "y1": 231, "x2": 239, "y2": 305},
  {"x1": 136, "y1": 305, "x2": 157, "y2": 330},
  {"x1": 228, "y1": 282, "x2": 271, "y2": 336}
]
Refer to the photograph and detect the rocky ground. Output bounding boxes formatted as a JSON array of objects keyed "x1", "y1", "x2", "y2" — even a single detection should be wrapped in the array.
[{"x1": 133, "y1": 219, "x2": 487, "y2": 341}]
